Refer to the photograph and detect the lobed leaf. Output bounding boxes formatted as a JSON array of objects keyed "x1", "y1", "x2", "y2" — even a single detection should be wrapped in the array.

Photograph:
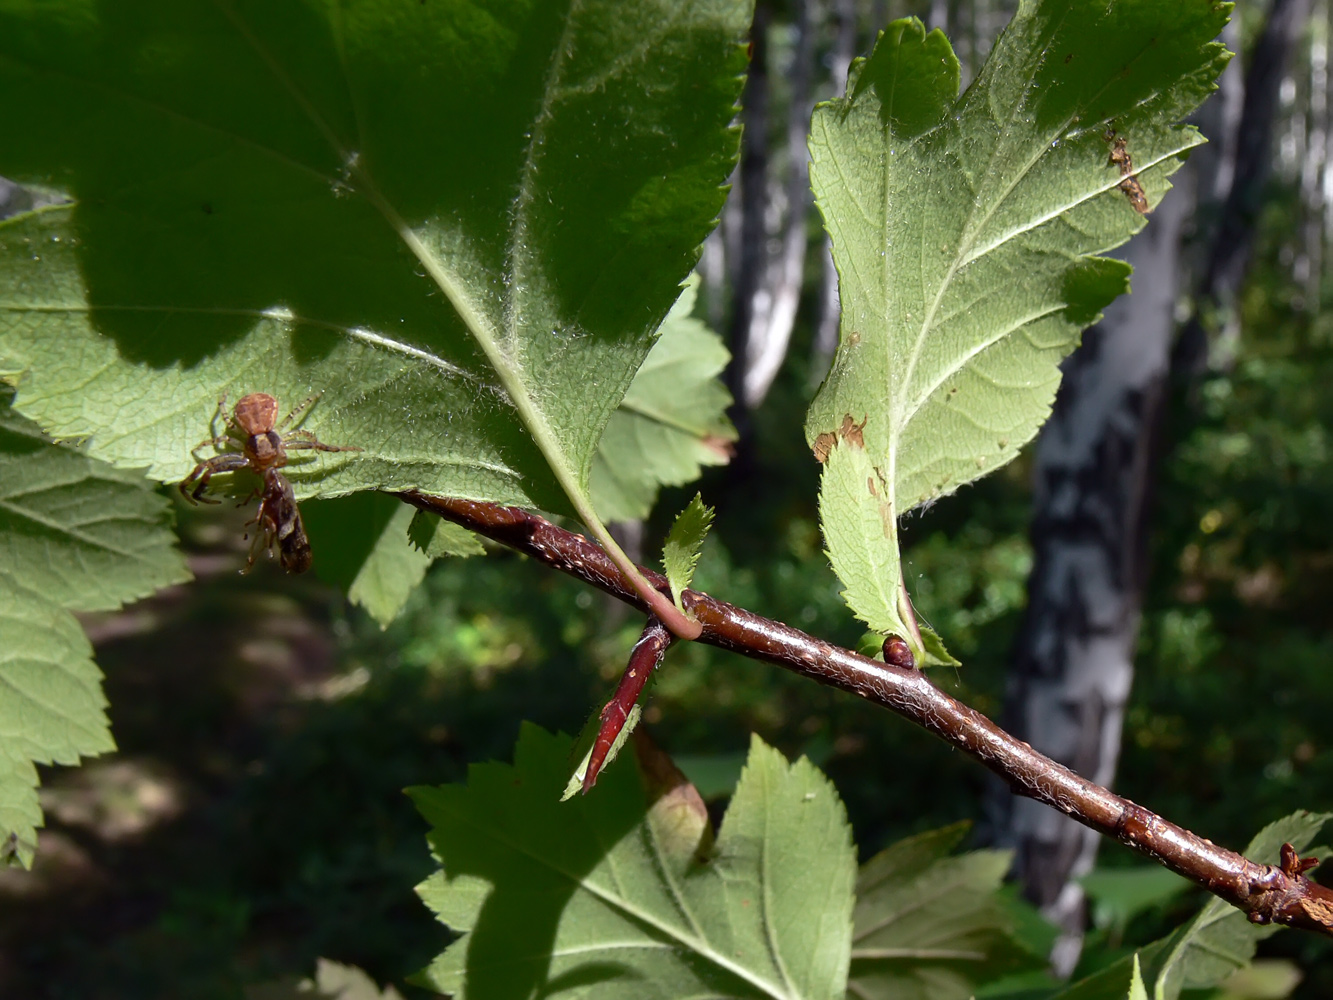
[
  {"x1": 0, "y1": 0, "x2": 749, "y2": 569},
  {"x1": 807, "y1": 2, "x2": 1230, "y2": 652},
  {"x1": 410, "y1": 725, "x2": 856, "y2": 999},
  {"x1": 0, "y1": 394, "x2": 186, "y2": 862},
  {"x1": 590, "y1": 277, "x2": 736, "y2": 523}
]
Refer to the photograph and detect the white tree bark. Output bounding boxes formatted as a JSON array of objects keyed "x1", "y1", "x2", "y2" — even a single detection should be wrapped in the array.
[{"x1": 996, "y1": 184, "x2": 1189, "y2": 974}]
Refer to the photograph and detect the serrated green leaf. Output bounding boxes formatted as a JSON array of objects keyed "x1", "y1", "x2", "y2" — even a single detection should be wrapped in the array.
[
  {"x1": 410, "y1": 725, "x2": 856, "y2": 1000},
  {"x1": 0, "y1": 394, "x2": 186, "y2": 864},
  {"x1": 406, "y1": 509, "x2": 484, "y2": 560},
  {"x1": 0, "y1": 570, "x2": 115, "y2": 867},
  {"x1": 917, "y1": 623, "x2": 961, "y2": 669},
  {"x1": 0, "y1": 0, "x2": 749, "y2": 594},
  {"x1": 0, "y1": 397, "x2": 190, "y2": 613},
  {"x1": 1151, "y1": 811, "x2": 1331, "y2": 1000},
  {"x1": 848, "y1": 822, "x2": 1045, "y2": 999},
  {"x1": 590, "y1": 276, "x2": 737, "y2": 522},
  {"x1": 807, "y1": 5, "x2": 1229, "y2": 649},
  {"x1": 662, "y1": 493, "x2": 714, "y2": 609}
]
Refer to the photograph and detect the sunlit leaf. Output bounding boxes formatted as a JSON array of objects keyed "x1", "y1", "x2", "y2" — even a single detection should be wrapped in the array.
[
  {"x1": 807, "y1": 3, "x2": 1230, "y2": 653},
  {"x1": 590, "y1": 277, "x2": 736, "y2": 523}
]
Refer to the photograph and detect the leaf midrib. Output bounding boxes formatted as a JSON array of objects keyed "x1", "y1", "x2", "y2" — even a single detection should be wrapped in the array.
[{"x1": 446, "y1": 805, "x2": 803, "y2": 1000}]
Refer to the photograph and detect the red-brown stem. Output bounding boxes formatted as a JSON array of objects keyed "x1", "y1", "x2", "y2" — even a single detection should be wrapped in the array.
[
  {"x1": 399, "y1": 492, "x2": 1333, "y2": 937},
  {"x1": 583, "y1": 617, "x2": 673, "y2": 793}
]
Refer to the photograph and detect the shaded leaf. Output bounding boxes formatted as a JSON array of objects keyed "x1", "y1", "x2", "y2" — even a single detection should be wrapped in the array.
[
  {"x1": 407, "y1": 509, "x2": 485, "y2": 560},
  {"x1": 807, "y1": 4, "x2": 1230, "y2": 650},
  {"x1": 848, "y1": 822, "x2": 1045, "y2": 999},
  {"x1": 346, "y1": 504, "x2": 431, "y2": 628},
  {"x1": 411, "y1": 726, "x2": 856, "y2": 999},
  {"x1": 590, "y1": 277, "x2": 736, "y2": 522},
  {"x1": 0, "y1": 0, "x2": 749, "y2": 580},
  {"x1": 1080, "y1": 866, "x2": 1191, "y2": 933},
  {"x1": 0, "y1": 396, "x2": 189, "y2": 612}
]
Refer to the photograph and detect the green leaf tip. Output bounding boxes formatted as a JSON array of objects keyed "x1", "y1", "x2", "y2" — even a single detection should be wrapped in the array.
[
  {"x1": 809, "y1": 0, "x2": 1230, "y2": 672},
  {"x1": 1128, "y1": 955, "x2": 1148, "y2": 1000},
  {"x1": 662, "y1": 493, "x2": 715, "y2": 611},
  {"x1": 411, "y1": 724, "x2": 856, "y2": 999}
]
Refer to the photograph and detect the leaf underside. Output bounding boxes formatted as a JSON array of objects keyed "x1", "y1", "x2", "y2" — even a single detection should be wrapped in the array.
[
  {"x1": 0, "y1": 0, "x2": 749, "y2": 535},
  {"x1": 807, "y1": 1, "x2": 1230, "y2": 652},
  {"x1": 411, "y1": 726, "x2": 856, "y2": 1000}
]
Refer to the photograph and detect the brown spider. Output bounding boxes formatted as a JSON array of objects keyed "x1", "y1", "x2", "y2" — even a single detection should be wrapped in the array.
[
  {"x1": 243, "y1": 468, "x2": 312, "y2": 574},
  {"x1": 179, "y1": 391, "x2": 360, "y2": 505}
]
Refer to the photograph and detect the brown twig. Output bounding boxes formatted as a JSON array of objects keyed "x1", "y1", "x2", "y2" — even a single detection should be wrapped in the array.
[
  {"x1": 582, "y1": 617, "x2": 673, "y2": 793},
  {"x1": 399, "y1": 491, "x2": 1333, "y2": 937}
]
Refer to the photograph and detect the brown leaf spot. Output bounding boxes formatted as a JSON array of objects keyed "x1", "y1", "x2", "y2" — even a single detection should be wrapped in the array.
[
  {"x1": 813, "y1": 432, "x2": 837, "y2": 463},
  {"x1": 840, "y1": 414, "x2": 866, "y2": 447},
  {"x1": 812, "y1": 414, "x2": 868, "y2": 463}
]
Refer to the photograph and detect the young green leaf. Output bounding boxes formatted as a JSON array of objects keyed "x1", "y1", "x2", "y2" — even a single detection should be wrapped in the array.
[
  {"x1": 807, "y1": 4, "x2": 1230, "y2": 655},
  {"x1": 590, "y1": 277, "x2": 737, "y2": 523},
  {"x1": 410, "y1": 725, "x2": 856, "y2": 1000},
  {"x1": 0, "y1": 396, "x2": 187, "y2": 865},
  {"x1": 663, "y1": 493, "x2": 715, "y2": 610},
  {"x1": 0, "y1": 0, "x2": 750, "y2": 636},
  {"x1": 848, "y1": 823, "x2": 1046, "y2": 999}
]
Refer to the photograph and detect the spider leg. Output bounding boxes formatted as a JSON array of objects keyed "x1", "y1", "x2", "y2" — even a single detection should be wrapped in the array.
[
  {"x1": 278, "y1": 392, "x2": 322, "y2": 433},
  {"x1": 284, "y1": 433, "x2": 362, "y2": 455},
  {"x1": 179, "y1": 453, "x2": 250, "y2": 505}
]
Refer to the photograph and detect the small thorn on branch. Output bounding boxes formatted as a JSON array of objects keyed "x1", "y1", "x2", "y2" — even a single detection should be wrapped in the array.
[
  {"x1": 582, "y1": 617, "x2": 673, "y2": 794},
  {"x1": 1281, "y1": 842, "x2": 1321, "y2": 877}
]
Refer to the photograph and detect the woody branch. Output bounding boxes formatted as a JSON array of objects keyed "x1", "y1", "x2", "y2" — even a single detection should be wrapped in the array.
[{"x1": 399, "y1": 491, "x2": 1333, "y2": 938}]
